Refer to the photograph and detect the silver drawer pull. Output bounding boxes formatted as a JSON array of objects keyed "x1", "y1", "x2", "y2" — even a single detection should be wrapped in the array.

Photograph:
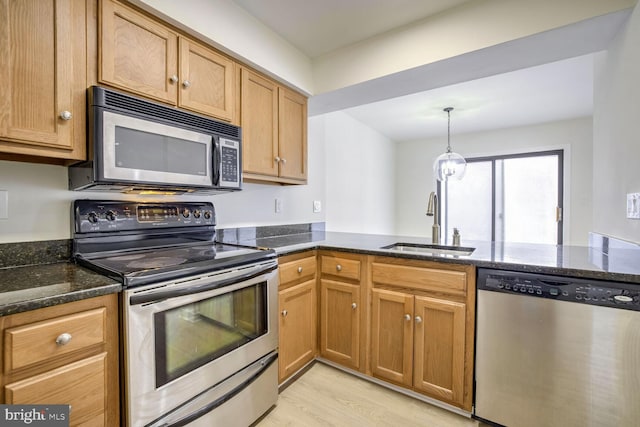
[
  {"x1": 59, "y1": 110, "x2": 72, "y2": 121},
  {"x1": 55, "y1": 333, "x2": 72, "y2": 346},
  {"x1": 404, "y1": 314, "x2": 411, "y2": 321},
  {"x1": 169, "y1": 75, "x2": 179, "y2": 83},
  {"x1": 182, "y1": 80, "x2": 191, "y2": 88},
  {"x1": 415, "y1": 316, "x2": 423, "y2": 324},
  {"x1": 297, "y1": 266, "x2": 303, "y2": 273},
  {"x1": 336, "y1": 264, "x2": 342, "y2": 272},
  {"x1": 281, "y1": 310, "x2": 288, "y2": 317},
  {"x1": 351, "y1": 302, "x2": 357, "y2": 310}
]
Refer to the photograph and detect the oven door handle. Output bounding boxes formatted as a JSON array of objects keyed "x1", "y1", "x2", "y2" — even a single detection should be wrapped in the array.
[
  {"x1": 149, "y1": 351, "x2": 278, "y2": 427},
  {"x1": 129, "y1": 263, "x2": 277, "y2": 306}
]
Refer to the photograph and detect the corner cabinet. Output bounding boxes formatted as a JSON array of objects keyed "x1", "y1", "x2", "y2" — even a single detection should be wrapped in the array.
[
  {"x1": 319, "y1": 252, "x2": 367, "y2": 372},
  {"x1": 0, "y1": 0, "x2": 87, "y2": 162},
  {"x1": 240, "y1": 67, "x2": 308, "y2": 184},
  {"x1": 99, "y1": 0, "x2": 235, "y2": 122},
  {"x1": 278, "y1": 251, "x2": 317, "y2": 383},
  {"x1": 0, "y1": 294, "x2": 119, "y2": 426},
  {"x1": 369, "y1": 257, "x2": 475, "y2": 411}
]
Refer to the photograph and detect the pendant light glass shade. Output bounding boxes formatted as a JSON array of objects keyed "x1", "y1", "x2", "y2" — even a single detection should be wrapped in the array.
[{"x1": 433, "y1": 107, "x2": 466, "y2": 182}]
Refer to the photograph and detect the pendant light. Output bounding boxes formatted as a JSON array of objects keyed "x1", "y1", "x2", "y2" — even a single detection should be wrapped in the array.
[{"x1": 433, "y1": 107, "x2": 466, "y2": 181}]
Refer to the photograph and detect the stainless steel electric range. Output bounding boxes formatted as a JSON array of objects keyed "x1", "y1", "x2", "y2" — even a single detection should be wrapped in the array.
[{"x1": 73, "y1": 200, "x2": 279, "y2": 427}]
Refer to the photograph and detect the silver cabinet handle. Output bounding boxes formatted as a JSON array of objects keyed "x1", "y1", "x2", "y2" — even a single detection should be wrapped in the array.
[
  {"x1": 182, "y1": 80, "x2": 191, "y2": 88},
  {"x1": 404, "y1": 314, "x2": 411, "y2": 321},
  {"x1": 55, "y1": 333, "x2": 72, "y2": 346},
  {"x1": 281, "y1": 310, "x2": 288, "y2": 317},
  {"x1": 281, "y1": 158, "x2": 287, "y2": 164},
  {"x1": 169, "y1": 75, "x2": 179, "y2": 83},
  {"x1": 351, "y1": 302, "x2": 357, "y2": 309},
  {"x1": 415, "y1": 316, "x2": 423, "y2": 324},
  {"x1": 59, "y1": 111, "x2": 72, "y2": 121},
  {"x1": 297, "y1": 266, "x2": 303, "y2": 273},
  {"x1": 275, "y1": 156, "x2": 281, "y2": 163},
  {"x1": 336, "y1": 264, "x2": 342, "y2": 272}
]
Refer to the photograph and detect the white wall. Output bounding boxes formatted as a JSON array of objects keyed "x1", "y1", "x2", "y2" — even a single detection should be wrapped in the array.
[
  {"x1": 0, "y1": 121, "x2": 325, "y2": 243},
  {"x1": 319, "y1": 112, "x2": 396, "y2": 234},
  {"x1": 395, "y1": 117, "x2": 593, "y2": 245},
  {"x1": 593, "y1": 2, "x2": 640, "y2": 243},
  {"x1": 312, "y1": 0, "x2": 635, "y2": 95}
]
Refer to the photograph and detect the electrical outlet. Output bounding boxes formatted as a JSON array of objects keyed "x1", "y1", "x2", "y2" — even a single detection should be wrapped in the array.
[
  {"x1": 313, "y1": 200, "x2": 322, "y2": 213},
  {"x1": 627, "y1": 193, "x2": 640, "y2": 219},
  {"x1": 275, "y1": 198, "x2": 282, "y2": 213},
  {"x1": 0, "y1": 190, "x2": 8, "y2": 219}
]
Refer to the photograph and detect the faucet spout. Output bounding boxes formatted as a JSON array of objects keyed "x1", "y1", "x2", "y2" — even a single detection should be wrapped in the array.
[{"x1": 426, "y1": 192, "x2": 440, "y2": 244}]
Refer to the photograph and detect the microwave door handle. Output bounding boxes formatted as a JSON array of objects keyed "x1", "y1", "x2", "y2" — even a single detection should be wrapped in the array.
[{"x1": 213, "y1": 137, "x2": 221, "y2": 185}]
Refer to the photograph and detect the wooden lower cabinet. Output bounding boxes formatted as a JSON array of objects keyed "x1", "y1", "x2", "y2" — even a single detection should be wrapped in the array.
[
  {"x1": 278, "y1": 251, "x2": 317, "y2": 383},
  {"x1": 0, "y1": 294, "x2": 119, "y2": 426},
  {"x1": 320, "y1": 279, "x2": 360, "y2": 369},
  {"x1": 370, "y1": 257, "x2": 475, "y2": 411},
  {"x1": 279, "y1": 279, "x2": 316, "y2": 382},
  {"x1": 318, "y1": 252, "x2": 366, "y2": 372}
]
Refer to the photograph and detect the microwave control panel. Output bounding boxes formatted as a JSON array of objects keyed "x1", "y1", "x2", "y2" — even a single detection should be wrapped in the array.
[
  {"x1": 219, "y1": 138, "x2": 240, "y2": 187},
  {"x1": 74, "y1": 200, "x2": 215, "y2": 233}
]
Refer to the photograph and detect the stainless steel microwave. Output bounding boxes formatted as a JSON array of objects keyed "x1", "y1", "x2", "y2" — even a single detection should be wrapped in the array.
[{"x1": 69, "y1": 86, "x2": 242, "y2": 194}]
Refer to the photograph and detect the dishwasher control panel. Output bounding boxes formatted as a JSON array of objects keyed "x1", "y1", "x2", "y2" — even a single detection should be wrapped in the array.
[{"x1": 478, "y1": 268, "x2": 640, "y2": 311}]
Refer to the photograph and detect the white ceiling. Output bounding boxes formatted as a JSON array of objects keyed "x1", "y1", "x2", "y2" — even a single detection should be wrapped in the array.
[
  {"x1": 232, "y1": 0, "x2": 473, "y2": 58},
  {"x1": 232, "y1": 1, "x2": 624, "y2": 142}
]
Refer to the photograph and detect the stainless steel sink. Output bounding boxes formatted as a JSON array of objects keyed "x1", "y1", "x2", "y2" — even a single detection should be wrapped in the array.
[{"x1": 380, "y1": 243, "x2": 475, "y2": 257}]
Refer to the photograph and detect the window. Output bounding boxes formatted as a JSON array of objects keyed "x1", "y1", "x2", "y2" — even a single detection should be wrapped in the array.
[{"x1": 440, "y1": 150, "x2": 563, "y2": 245}]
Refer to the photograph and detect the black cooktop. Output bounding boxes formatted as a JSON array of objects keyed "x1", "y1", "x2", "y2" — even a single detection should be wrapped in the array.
[{"x1": 72, "y1": 200, "x2": 275, "y2": 287}]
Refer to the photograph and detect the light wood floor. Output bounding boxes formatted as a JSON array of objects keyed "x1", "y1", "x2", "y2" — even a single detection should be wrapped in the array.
[{"x1": 257, "y1": 363, "x2": 482, "y2": 427}]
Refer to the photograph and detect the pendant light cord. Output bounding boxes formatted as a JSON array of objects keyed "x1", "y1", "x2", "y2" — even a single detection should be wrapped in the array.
[{"x1": 444, "y1": 107, "x2": 453, "y2": 153}]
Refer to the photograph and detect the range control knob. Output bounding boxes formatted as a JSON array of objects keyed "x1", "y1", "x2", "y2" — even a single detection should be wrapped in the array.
[
  {"x1": 87, "y1": 211, "x2": 99, "y2": 223},
  {"x1": 193, "y1": 210, "x2": 201, "y2": 219},
  {"x1": 105, "y1": 210, "x2": 117, "y2": 221},
  {"x1": 182, "y1": 208, "x2": 191, "y2": 218},
  {"x1": 203, "y1": 211, "x2": 212, "y2": 220}
]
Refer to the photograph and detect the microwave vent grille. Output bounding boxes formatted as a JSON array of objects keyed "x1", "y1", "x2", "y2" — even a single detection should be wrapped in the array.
[{"x1": 103, "y1": 90, "x2": 240, "y2": 139}]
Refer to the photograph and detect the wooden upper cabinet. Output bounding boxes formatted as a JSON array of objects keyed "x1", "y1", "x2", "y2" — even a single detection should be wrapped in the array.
[
  {"x1": 99, "y1": 0, "x2": 178, "y2": 104},
  {"x1": 99, "y1": 0, "x2": 235, "y2": 122},
  {"x1": 240, "y1": 67, "x2": 308, "y2": 184},
  {"x1": 278, "y1": 87, "x2": 307, "y2": 181},
  {"x1": 241, "y1": 68, "x2": 279, "y2": 177},
  {"x1": 0, "y1": 0, "x2": 87, "y2": 161},
  {"x1": 179, "y1": 38, "x2": 234, "y2": 121}
]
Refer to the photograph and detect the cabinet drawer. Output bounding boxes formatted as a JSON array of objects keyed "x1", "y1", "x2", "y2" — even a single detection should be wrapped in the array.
[
  {"x1": 4, "y1": 308, "x2": 107, "y2": 372},
  {"x1": 321, "y1": 256, "x2": 361, "y2": 281},
  {"x1": 279, "y1": 256, "x2": 316, "y2": 285},
  {"x1": 371, "y1": 263, "x2": 467, "y2": 296},
  {"x1": 5, "y1": 353, "x2": 107, "y2": 425}
]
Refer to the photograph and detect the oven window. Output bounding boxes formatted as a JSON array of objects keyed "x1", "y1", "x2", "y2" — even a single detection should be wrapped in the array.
[{"x1": 154, "y1": 281, "x2": 267, "y2": 387}]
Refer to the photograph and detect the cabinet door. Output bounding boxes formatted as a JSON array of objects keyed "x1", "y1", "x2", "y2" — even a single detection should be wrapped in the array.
[
  {"x1": 178, "y1": 37, "x2": 235, "y2": 121},
  {"x1": 0, "y1": 0, "x2": 86, "y2": 158},
  {"x1": 278, "y1": 87, "x2": 307, "y2": 181},
  {"x1": 370, "y1": 289, "x2": 414, "y2": 387},
  {"x1": 5, "y1": 353, "x2": 108, "y2": 426},
  {"x1": 240, "y1": 68, "x2": 278, "y2": 177},
  {"x1": 99, "y1": 0, "x2": 178, "y2": 104},
  {"x1": 278, "y1": 279, "x2": 316, "y2": 383},
  {"x1": 320, "y1": 279, "x2": 360, "y2": 369},
  {"x1": 413, "y1": 296, "x2": 466, "y2": 406}
]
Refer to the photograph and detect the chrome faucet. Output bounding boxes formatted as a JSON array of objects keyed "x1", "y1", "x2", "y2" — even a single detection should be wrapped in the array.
[{"x1": 426, "y1": 191, "x2": 440, "y2": 244}]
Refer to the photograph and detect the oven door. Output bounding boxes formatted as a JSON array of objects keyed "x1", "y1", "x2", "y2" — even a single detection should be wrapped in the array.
[{"x1": 123, "y1": 260, "x2": 278, "y2": 427}]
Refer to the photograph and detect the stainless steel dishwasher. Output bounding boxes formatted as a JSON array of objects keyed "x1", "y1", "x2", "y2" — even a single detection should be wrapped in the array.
[{"x1": 474, "y1": 268, "x2": 640, "y2": 427}]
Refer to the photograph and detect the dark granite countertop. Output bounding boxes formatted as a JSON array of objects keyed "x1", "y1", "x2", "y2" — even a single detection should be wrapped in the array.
[
  {"x1": 0, "y1": 239, "x2": 122, "y2": 316},
  {"x1": 0, "y1": 262, "x2": 121, "y2": 317},
  {"x1": 226, "y1": 231, "x2": 640, "y2": 284}
]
